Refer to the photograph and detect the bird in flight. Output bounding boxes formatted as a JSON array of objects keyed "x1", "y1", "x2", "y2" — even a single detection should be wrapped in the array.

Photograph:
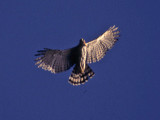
[{"x1": 35, "y1": 25, "x2": 120, "y2": 86}]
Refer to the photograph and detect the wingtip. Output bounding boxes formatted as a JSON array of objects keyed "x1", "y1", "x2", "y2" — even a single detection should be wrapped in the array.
[{"x1": 109, "y1": 25, "x2": 119, "y2": 31}]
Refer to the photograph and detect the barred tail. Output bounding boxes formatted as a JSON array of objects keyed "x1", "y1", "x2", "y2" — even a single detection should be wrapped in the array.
[{"x1": 69, "y1": 64, "x2": 95, "y2": 86}]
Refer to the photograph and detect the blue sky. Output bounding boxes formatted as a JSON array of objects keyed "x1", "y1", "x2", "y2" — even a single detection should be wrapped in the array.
[{"x1": 0, "y1": 0, "x2": 160, "y2": 120}]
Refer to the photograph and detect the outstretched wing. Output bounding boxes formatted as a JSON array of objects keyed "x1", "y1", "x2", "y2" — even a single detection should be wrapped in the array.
[
  {"x1": 35, "y1": 48, "x2": 76, "y2": 73},
  {"x1": 86, "y1": 25, "x2": 120, "y2": 63}
]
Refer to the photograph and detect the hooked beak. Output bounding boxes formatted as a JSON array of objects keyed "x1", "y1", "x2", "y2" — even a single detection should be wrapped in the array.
[{"x1": 82, "y1": 39, "x2": 86, "y2": 46}]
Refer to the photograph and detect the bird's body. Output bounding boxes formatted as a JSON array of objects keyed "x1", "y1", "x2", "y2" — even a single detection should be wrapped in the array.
[
  {"x1": 35, "y1": 26, "x2": 120, "y2": 86},
  {"x1": 79, "y1": 39, "x2": 87, "y2": 73}
]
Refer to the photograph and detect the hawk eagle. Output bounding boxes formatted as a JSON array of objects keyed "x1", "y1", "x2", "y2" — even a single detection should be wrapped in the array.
[{"x1": 35, "y1": 25, "x2": 120, "y2": 86}]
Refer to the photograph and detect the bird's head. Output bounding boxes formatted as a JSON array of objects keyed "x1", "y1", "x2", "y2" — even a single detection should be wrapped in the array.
[{"x1": 79, "y1": 38, "x2": 86, "y2": 46}]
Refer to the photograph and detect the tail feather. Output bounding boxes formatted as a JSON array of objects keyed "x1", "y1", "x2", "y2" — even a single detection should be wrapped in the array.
[{"x1": 69, "y1": 64, "x2": 95, "y2": 86}]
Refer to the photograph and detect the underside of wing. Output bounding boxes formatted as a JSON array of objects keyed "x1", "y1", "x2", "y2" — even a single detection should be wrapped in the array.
[
  {"x1": 86, "y1": 25, "x2": 120, "y2": 63},
  {"x1": 35, "y1": 48, "x2": 75, "y2": 73}
]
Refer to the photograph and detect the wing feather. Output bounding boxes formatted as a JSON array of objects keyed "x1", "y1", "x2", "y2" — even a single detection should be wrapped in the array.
[
  {"x1": 86, "y1": 25, "x2": 120, "y2": 63},
  {"x1": 35, "y1": 48, "x2": 76, "y2": 73}
]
